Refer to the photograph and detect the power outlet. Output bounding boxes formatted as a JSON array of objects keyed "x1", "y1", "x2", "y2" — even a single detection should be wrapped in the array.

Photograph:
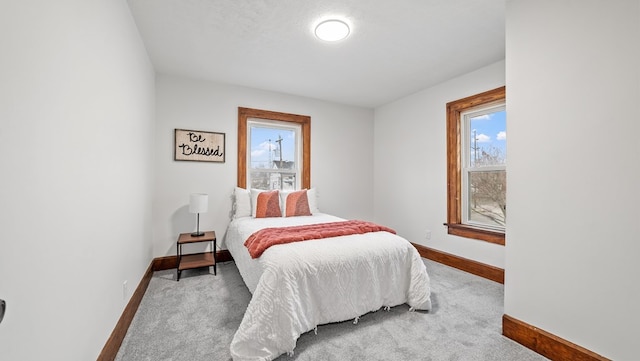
[
  {"x1": 123, "y1": 280, "x2": 128, "y2": 301},
  {"x1": 425, "y1": 230, "x2": 432, "y2": 240}
]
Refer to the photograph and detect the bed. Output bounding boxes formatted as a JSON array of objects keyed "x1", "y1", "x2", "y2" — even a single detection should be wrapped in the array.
[{"x1": 226, "y1": 188, "x2": 432, "y2": 361}]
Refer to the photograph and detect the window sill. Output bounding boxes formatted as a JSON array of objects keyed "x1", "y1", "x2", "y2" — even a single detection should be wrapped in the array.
[{"x1": 445, "y1": 223, "x2": 505, "y2": 246}]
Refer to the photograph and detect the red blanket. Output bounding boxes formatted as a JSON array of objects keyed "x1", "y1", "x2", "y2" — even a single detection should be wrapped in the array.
[{"x1": 244, "y1": 220, "x2": 397, "y2": 258}]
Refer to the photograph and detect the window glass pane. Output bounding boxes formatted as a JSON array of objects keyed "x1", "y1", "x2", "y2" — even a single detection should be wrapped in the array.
[
  {"x1": 250, "y1": 126, "x2": 297, "y2": 169},
  {"x1": 468, "y1": 170, "x2": 506, "y2": 228},
  {"x1": 468, "y1": 109, "x2": 506, "y2": 167},
  {"x1": 248, "y1": 122, "x2": 299, "y2": 190}
]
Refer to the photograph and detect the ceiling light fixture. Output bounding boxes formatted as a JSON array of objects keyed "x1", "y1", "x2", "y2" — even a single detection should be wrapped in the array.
[{"x1": 314, "y1": 19, "x2": 350, "y2": 42}]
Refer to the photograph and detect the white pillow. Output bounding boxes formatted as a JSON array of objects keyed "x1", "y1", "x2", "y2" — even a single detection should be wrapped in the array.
[
  {"x1": 279, "y1": 190, "x2": 292, "y2": 216},
  {"x1": 233, "y1": 187, "x2": 251, "y2": 218},
  {"x1": 307, "y1": 188, "x2": 319, "y2": 214}
]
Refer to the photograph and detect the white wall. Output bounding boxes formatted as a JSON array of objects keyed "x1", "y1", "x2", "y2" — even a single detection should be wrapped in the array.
[
  {"x1": 153, "y1": 74, "x2": 374, "y2": 257},
  {"x1": 0, "y1": 1, "x2": 155, "y2": 360},
  {"x1": 505, "y1": 1, "x2": 640, "y2": 359},
  {"x1": 373, "y1": 61, "x2": 506, "y2": 268}
]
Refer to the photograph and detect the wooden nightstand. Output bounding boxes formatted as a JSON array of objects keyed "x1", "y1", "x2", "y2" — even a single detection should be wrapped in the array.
[{"x1": 176, "y1": 231, "x2": 216, "y2": 281}]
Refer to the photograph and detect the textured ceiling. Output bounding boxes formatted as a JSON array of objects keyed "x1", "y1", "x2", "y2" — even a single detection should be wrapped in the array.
[{"x1": 127, "y1": 0, "x2": 505, "y2": 108}]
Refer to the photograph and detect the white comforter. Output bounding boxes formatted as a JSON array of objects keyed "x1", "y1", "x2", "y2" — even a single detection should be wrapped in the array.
[{"x1": 226, "y1": 214, "x2": 431, "y2": 361}]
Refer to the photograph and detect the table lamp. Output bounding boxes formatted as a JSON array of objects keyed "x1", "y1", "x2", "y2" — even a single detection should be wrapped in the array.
[{"x1": 189, "y1": 193, "x2": 208, "y2": 236}]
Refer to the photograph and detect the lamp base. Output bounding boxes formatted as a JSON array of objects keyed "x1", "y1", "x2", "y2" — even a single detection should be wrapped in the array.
[{"x1": 191, "y1": 231, "x2": 205, "y2": 237}]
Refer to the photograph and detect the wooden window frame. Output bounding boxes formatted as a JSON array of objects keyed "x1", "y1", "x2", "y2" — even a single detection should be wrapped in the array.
[
  {"x1": 238, "y1": 107, "x2": 311, "y2": 189},
  {"x1": 446, "y1": 86, "x2": 506, "y2": 245}
]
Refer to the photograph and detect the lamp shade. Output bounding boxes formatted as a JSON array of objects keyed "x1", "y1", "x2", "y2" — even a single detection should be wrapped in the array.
[{"x1": 189, "y1": 193, "x2": 208, "y2": 213}]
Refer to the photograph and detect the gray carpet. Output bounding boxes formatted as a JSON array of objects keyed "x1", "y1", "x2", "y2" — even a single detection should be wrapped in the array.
[{"x1": 115, "y1": 259, "x2": 548, "y2": 361}]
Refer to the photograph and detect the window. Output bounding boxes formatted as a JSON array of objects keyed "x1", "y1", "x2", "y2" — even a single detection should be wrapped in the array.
[
  {"x1": 247, "y1": 120, "x2": 300, "y2": 190},
  {"x1": 446, "y1": 87, "x2": 506, "y2": 245},
  {"x1": 238, "y1": 107, "x2": 310, "y2": 190}
]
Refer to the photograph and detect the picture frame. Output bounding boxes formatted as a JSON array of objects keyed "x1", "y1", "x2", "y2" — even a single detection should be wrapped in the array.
[{"x1": 174, "y1": 129, "x2": 225, "y2": 163}]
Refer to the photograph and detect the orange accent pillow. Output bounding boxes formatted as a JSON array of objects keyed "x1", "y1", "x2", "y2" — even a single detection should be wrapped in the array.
[
  {"x1": 255, "y1": 190, "x2": 282, "y2": 218},
  {"x1": 284, "y1": 190, "x2": 312, "y2": 217}
]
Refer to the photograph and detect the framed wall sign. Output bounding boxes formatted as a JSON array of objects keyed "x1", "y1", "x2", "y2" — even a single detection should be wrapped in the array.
[{"x1": 174, "y1": 129, "x2": 225, "y2": 163}]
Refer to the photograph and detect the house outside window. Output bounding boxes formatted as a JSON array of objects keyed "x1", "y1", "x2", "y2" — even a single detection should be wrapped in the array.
[{"x1": 446, "y1": 86, "x2": 506, "y2": 245}]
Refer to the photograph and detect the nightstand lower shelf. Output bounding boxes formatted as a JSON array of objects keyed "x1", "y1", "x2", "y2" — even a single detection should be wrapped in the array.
[{"x1": 178, "y1": 252, "x2": 214, "y2": 271}]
